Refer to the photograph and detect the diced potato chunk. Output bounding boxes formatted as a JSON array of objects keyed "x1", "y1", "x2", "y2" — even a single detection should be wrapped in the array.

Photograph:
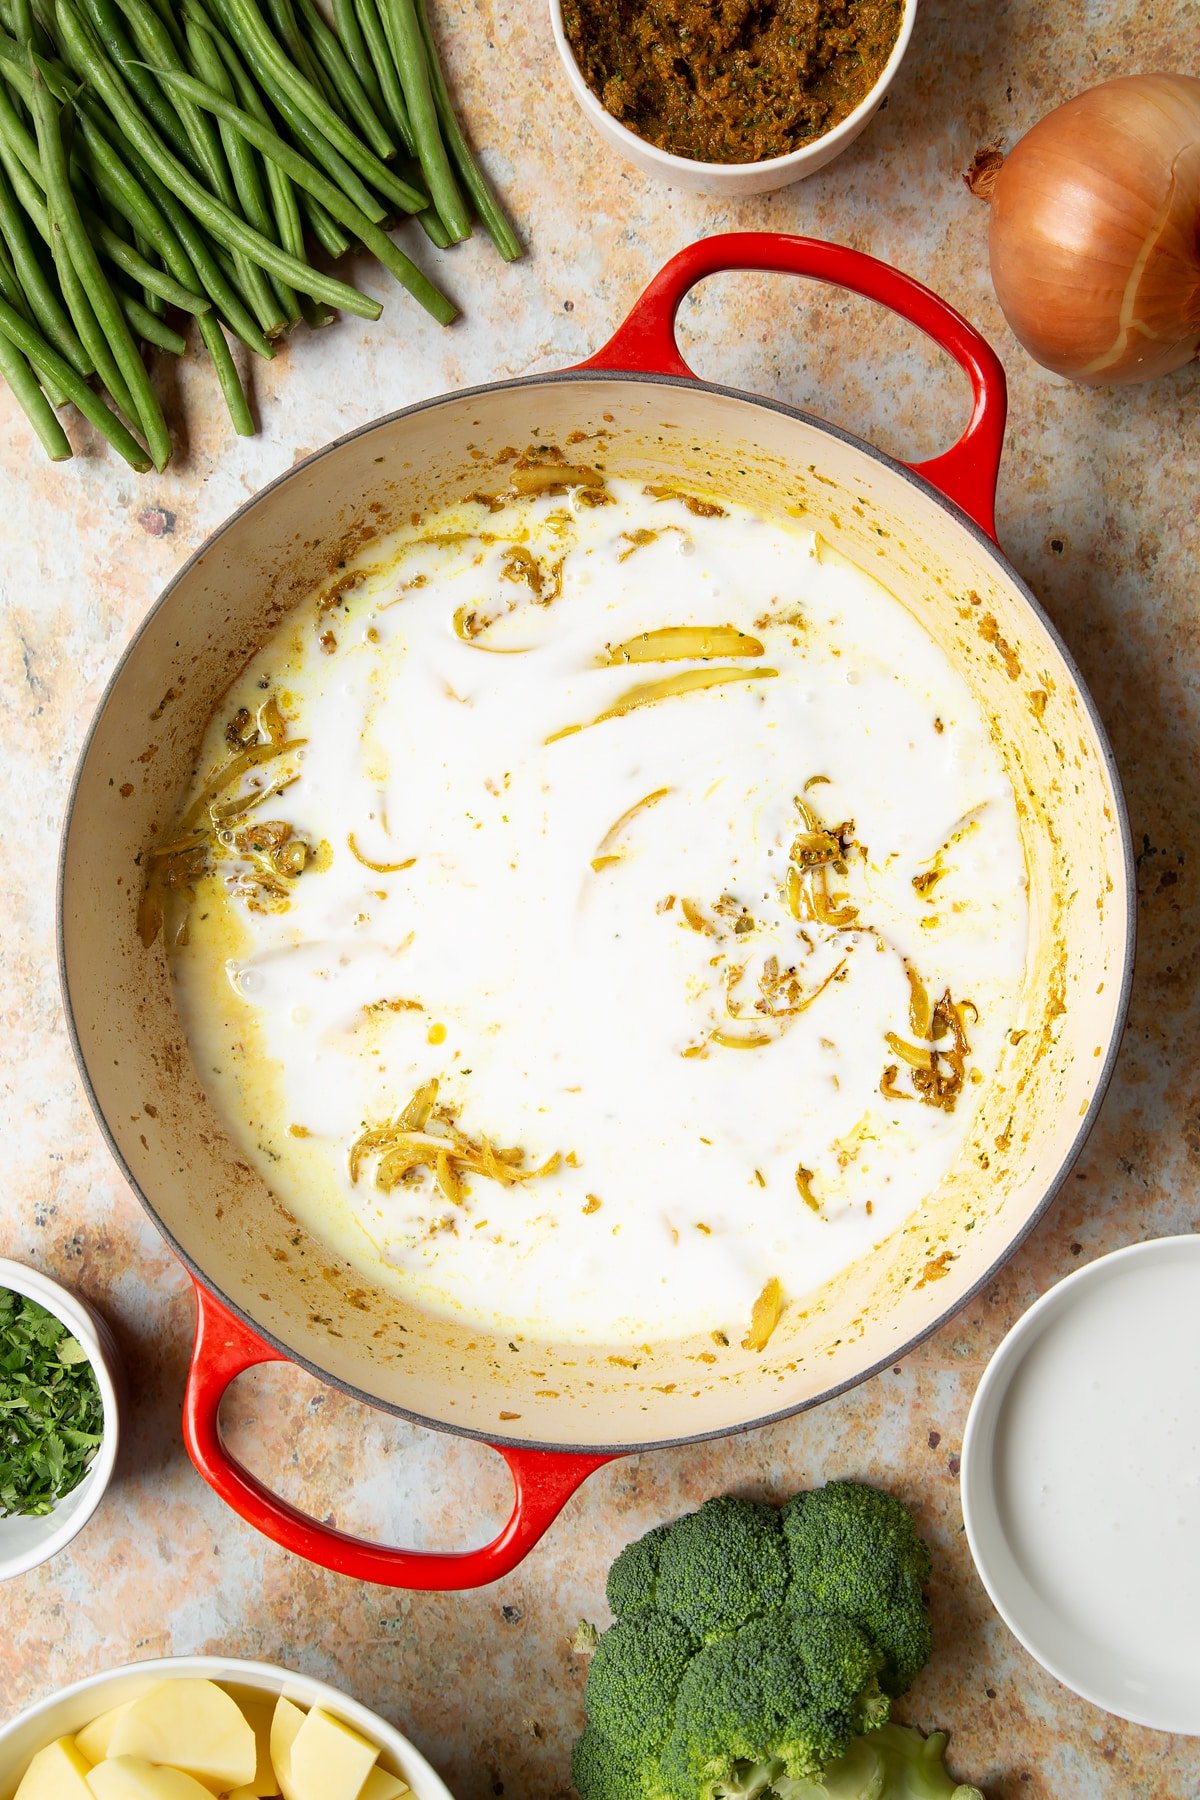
[
  {"x1": 269, "y1": 1697, "x2": 306, "y2": 1800},
  {"x1": 85, "y1": 1757, "x2": 217, "y2": 1800},
  {"x1": 14, "y1": 1736, "x2": 94, "y2": 1800},
  {"x1": 107, "y1": 1681, "x2": 256, "y2": 1791},
  {"x1": 286, "y1": 1708, "x2": 380, "y2": 1800},
  {"x1": 360, "y1": 1769, "x2": 409, "y2": 1800},
  {"x1": 76, "y1": 1705, "x2": 133, "y2": 1765},
  {"x1": 238, "y1": 1696, "x2": 281, "y2": 1797}
]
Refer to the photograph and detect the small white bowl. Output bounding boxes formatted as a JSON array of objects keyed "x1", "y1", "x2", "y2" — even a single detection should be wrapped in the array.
[
  {"x1": 961, "y1": 1236, "x2": 1200, "y2": 1734},
  {"x1": 0, "y1": 1259, "x2": 124, "y2": 1581},
  {"x1": 0, "y1": 1657, "x2": 455, "y2": 1800},
  {"x1": 548, "y1": 0, "x2": 919, "y2": 195}
]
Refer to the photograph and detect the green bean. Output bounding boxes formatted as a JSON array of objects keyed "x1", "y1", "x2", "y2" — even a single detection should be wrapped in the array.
[
  {"x1": 0, "y1": 262, "x2": 67, "y2": 405},
  {"x1": 7, "y1": 0, "x2": 55, "y2": 61},
  {"x1": 0, "y1": 118, "x2": 82, "y2": 398},
  {"x1": 54, "y1": 0, "x2": 381, "y2": 318},
  {"x1": 71, "y1": 87, "x2": 276, "y2": 356},
  {"x1": 89, "y1": 213, "x2": 210, "y2": 312},
  {"x1": 380, "y1": 0, "x2": 467, "y2": 241},
  {"x1": 200, "y1": 310, "x2": 252, "y2": 431},
  {"x1": 1, "y1": 42, "x2": 217, "y2": 344},
  {"x1": 155, "y1": 66, "x2": 455, "y2": 323},
  {"x1": 250, "y1": 60, "x2": 389, "y2": 224},
  {"x1": 0, "y1": 152, "x2": 89, "y2": 367},
  {"x1": 140, "y1": 0, "x2": 183, "y2": 48},
  {"x1": 4, "y1": 16, "x2": 249, "y2": 433},
  {"x1": 30, "y1": 63, "x2": 169, "y2": 461},
  {"x1": 50, "y1": 190, "x2": 140, "y2": 419},
  {"x1": 196, "y1": 0, "x2": 396, "y2": 227},
  {"x1": 113, "y1": 0, "x2": 226, "y2": 178},
  {"x1": 298, "y1": 188, "x2": 349, "y2": 257},
  {"x1": 0, "y1": 0, "x2": 520, "y2": 459},
  {"x1": 107, "y1": 0, "x2": 286, "y2": 336},
  {"x1": 263, "y1": 160, "x2": 302, "y2": 321},
  {"x1": 0, "y1": 316, "x2": 71, "y2": 456},
  {"x1": 184, "y1": 12, "x2": 299, "y2": 328},
  {"x1": 0, "y1": 290, "x2": 150, "y2": 463},
  {"x1": 127, "y1": 221, "x2": 165, "y2": 312},
  {"x1": 331, "y1": 0, "x2": 384, "y2": 123},
  {"x1": 77, "y1": 0, "x2": 212, "y2": 186},
  {"x1": 414, "y1": 0, "x2": 519, "y2": 261},
  {"x1": 0, "y1": 43, "x2": 222, "y2": 337},
  {"x1": 156, "y1": 191, "x2": 278, "y2": 347},
  {"x1": 0, "y1": 64, "x2": 48, "y2": 186},
  {"x1": 298, "y1": 290, "x2": 333, "y2": 328},
  {"x1": 416, "y1": 196, "x2": 449, "y2": 249},
  {"x1": 0, "y1": 226, "x2": 30, "y2": 314},
  {"x1": 264, "y1": 0, "x2": 338, "y2": 116},
  {"x1": 0, "y1": 91, "x2": 39, "y2": 196},
  {"x1": 189, "y1": 4, "x2": 302, "y2": 322},
  {"x1": 10, "y1": 0, "x2": 37, "y2": 42},
  {"x1": 354, "y1": 0, "x2": 413, "y2": 155},
  {"x1": 295, "y1": 0, "x2": 393, "y2": 162},
  {"x1": 120, "y1": 285, "x2": 185, "y2": 350},
  {"x1": 0, "y1": 223, "x2": 64, "y2": 404},
  {"x1": 74, "y1": 129, "x2": 213, "y2": 309},
  {"x1": 214, "y1": 0, "x2": 422, "y2": 214},
  {"x1": 89, "y1": 143, "x2": 249, "y2": 432},
  {"x1": 61, "y1": 41, "x2": 297, "y2": 350},
  {"x1": 0, "y1": 227, "x2": 21, "y2": 282}
]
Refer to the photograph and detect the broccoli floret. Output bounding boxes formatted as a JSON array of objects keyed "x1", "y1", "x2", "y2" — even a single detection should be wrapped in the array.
[
  {"x1": 585, "y1": 1613, "x2": 697, "y2": 1757},
  {"x1": 608, "y1": 1521, "x2": 672, "y2": 1619},
  {"x1": 782, "y1": 1483, "x2": 932, "y2": 1696},
  {"x1": 790, "y1": 1612, "x2": 889, "y2": 1738},
  {"x1": 572, "y1": 1724, "x2": 674, "y2": 1800},
  {"x1": 661, "y1": 1615, "x2": 876, "y2": 1799},
  {"x1": 656, "y1": 1497, "x2": 791, "y2": 1642}
]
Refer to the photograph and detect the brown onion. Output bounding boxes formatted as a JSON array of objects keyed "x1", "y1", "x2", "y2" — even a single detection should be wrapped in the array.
[{"x1": 987, "y1": 74, "x2": 1200, "y2": 384}]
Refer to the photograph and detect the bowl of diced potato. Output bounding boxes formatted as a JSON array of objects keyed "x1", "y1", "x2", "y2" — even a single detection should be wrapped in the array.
[{"x1": 0, "y1": 1657, "x2": 455, "y2": 1800}]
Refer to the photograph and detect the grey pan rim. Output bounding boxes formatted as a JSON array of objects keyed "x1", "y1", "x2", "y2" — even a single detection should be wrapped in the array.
[{"x1": 57, "y1": 366, "x2": 1138, "y2": 1460}]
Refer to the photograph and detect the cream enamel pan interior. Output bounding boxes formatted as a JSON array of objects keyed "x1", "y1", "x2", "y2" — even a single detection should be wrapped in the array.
[{"x1": 59, "y1": 372, "x2": 1133, "y2": 1455}]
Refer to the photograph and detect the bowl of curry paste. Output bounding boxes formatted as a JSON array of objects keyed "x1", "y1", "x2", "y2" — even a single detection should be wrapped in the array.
[{"x1": 550, "y1": 0, "x2": 917, "y2": 193}]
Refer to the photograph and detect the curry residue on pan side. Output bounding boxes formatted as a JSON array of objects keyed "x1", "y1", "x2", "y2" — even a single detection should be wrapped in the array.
[{"x1": 562, "y1": 0, "x2": 904, "y2": 165}]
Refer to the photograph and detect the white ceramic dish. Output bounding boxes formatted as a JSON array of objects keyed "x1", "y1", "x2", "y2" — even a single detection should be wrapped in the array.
[
  {"x1": 0, "y1": 1259, "x2": 124, "y2": 1582},
  {"x1": 0, "y1": 1655, "x2": 455, "y2": 1800},
  {"x1": 961, "y1": 1235, "x2": 1200, "y2": 1734},
  {"x1": 548, "y1": 0, "x2": 919, "y2": 195}
]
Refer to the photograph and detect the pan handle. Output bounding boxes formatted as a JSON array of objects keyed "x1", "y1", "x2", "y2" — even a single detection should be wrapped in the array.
[
  {"x1": 182, "y1": 1280, "x2": 612, "y2": 1588},
  {"x1": 574, "y1": 232, "x2": 1008, "y2": 541}
]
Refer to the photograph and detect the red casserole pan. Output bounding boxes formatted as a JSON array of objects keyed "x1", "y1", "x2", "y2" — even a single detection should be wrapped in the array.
[{"x1": 59, "y1": 233, "x2": 1134, "y2": 1586}]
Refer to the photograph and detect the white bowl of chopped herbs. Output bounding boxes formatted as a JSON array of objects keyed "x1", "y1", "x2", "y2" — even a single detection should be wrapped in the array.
[{"x1": 0, "y1": 1259, "x2": 123, "y2": 1580}]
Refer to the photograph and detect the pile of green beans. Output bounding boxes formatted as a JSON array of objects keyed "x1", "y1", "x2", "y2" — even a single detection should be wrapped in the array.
[{"x1": 0, "y1": 0, "x2": 521, "y2": 469}]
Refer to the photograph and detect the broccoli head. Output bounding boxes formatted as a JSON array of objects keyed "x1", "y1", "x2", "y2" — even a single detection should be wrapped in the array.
[
  {"x1": 782, "y1": 1482, "x2": 932, "y2": 1696},
  {"x1": 573, "y1": 1481, "x2": 943, "y2": 1800}
]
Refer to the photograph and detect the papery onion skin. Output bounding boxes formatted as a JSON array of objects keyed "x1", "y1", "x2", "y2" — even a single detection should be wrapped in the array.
[{"x1": 989, "y1": 74, "x2": 1200, "y2": 384}]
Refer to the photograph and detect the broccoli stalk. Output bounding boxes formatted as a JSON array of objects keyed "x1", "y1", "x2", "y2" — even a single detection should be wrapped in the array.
[
  {"x1": 574, "y1": 1484, "x2": 985, "y2": 1800},
  {"x1": 767, "y1": 1723, "x2": 987, "y2": 1798},
  {"x1": 667, "y1": 1721, "x2": 984, "y2": 1800}
]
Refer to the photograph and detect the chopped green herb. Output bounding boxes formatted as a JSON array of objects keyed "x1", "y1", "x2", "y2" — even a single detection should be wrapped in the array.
[{"x1": 0, "y1": 1288, "x2": 104, "y2": 1518}]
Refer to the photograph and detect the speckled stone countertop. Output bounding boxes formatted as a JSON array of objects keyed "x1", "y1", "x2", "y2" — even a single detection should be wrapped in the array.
[{"x1": 2, "y1": 1, "x2": 1199, "y2": 1795}]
